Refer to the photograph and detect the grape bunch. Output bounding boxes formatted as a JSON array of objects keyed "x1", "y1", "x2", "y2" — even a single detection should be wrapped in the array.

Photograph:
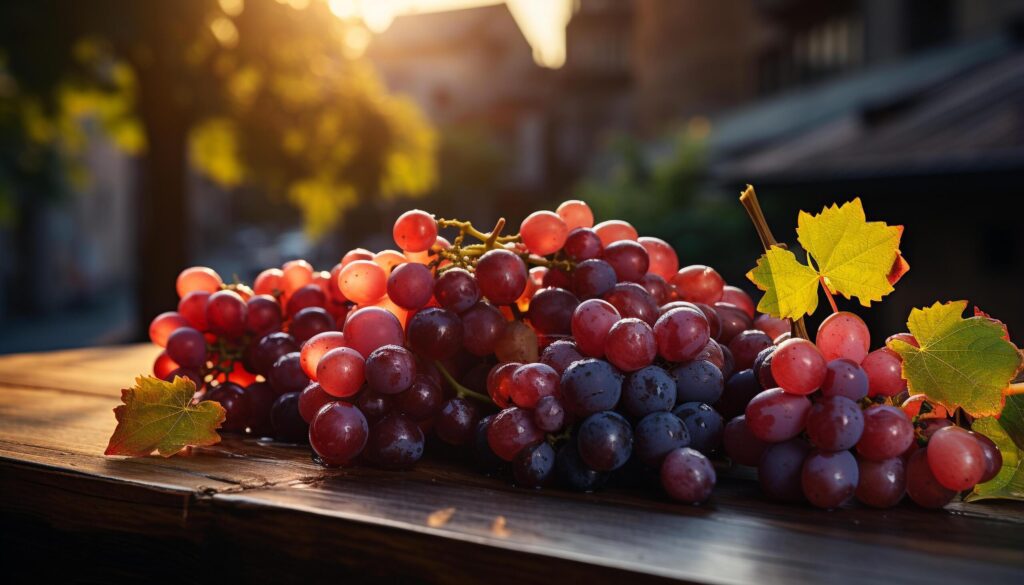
[
  {"x1": 724, "y1": 312, "x2": 1002, "y2": 509},
  {"x1": 147, "y1": 199, "x2": 999, "y2": 510}
]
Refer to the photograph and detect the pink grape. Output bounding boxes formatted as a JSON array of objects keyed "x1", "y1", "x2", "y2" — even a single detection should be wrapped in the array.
[
  {"x1": 176, "y1": 266, "x2": 222, "y2": 298},
  {"x1": 564, "y1": 227, "x2": 603, "y2": 261},
  {"x1": 601, "y1": 240, "x2": 649, "y2": 282},
  {"x1": 862, "y1": 348, "x2": 906, "y2": 397},
  {"x1": 638, "y1": 236, "x2": 678, "y2": 281},
  {"x1": 816, "y1": 311, "x2": 870, "y2": 363},
  {"x1": 298, "y1": 383, "x2": 338, "y2": 423},
  {"x1": 520, "y1": 210, "x2": 569, "y2": 256},
  {"x1": 671, "y1": 265, "x2": 724, "y2": 305},
  {"x1": 721, "y1": 286, "x2": 755, "y2": 319},
  {"x1": 487, "y1": 407, "x2": 544, "y2": 461},
  {"x1": 927, "y1": 426, "x2": 986, "y2": 491},
  {"x1": 556, "y1": 199, "x2": 594, "y2": 230},
  {"x1": 753, "y1": 313, "x2": 790, "y2": 341},
  {"x1": 339, "y1": 260, "x2": 387, "y2": 305},
  {"x1": 604, "y1": 318, "x2": 657, "y2": 372},
  {"x1": 745, "y1": 388, "x2": 811, "y2": 443},
  {"x1": 571, "y1": 299, "x2": 621, "y2": 358},
  {"x1": 206, "y1": 290, "x2": 247, "y2": 339},
  {"x1": 856, "y1": 456, "x2": 906, "y2": 509},
  {"x1": 509, "y1": 363, "x2": 559, "y2": 408},
  {"x1": 770, "y1": 338, "x2": 826, "y2": 395},
  {"x1": 281, "y1": 259, "x2": 314, "y2": 294},
  {"x1": 253, "y1": 268, "x2": 284, "y2": 296},
  {"x1": 393, "y1": 209, "x2": 437, "y2": 253},
  {"x1": 593, "y1": 219, "x2": 638, "y2": 246},
  {"x1": 299, "y1": 331, "x2": 346, "y2": 379},
  {"x1": 316, "y1": 347, "x2": 365, "y2": 398},
  {"x1": 386, "y1": 262, "x2": 434, "y2": 309},
  {"x1": 906, "y1": 448, "x2": 956, "y2": 509},
  {"x1": 149, "y1": 311, "x2": 190, "y2": 347},
  {"x1": 178, "y1": 291, "x2": 211, "y2": 331},
  {"x1": 343, "y1": 307, "x2": 404, "y2": 359},
  {"x1": 653, "y1": 306, "x2": 710, "y2": 363},
  {"x1": 856, "y1": 405, "x2": 914, "y2": 461}
]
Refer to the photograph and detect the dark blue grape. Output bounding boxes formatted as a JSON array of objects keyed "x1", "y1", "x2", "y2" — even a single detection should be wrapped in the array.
[
  {"x1": 759, "y1": 438, "x2": 811, "y2": 503},
  {"x1": 670, "y1": 360, "x2": 724, "y2": 404},
  {"x1": 270, "y1": 392, "x2": 308, "y2": 443},
  {"x1": 715, "y1": 368, "x2": 760, "y2": 420},
  {"x1": 560, "y1": 358, "x2": 623, "y2": 417},
  {"x1": 672, "y1": 402, "x2": 724, "y2": 454},
  {"x1": 577, "y1": 411, "x2": 633, "y2": 471},
  {"x1": 513, "y1": 442, "x2": 556, "y2": 488},
  {"x1": 634, "y1": 411, "x2": 690, "y2": 467},
  {"x1": 365, "y1": 414, "x2": 424, "y2": 470},
  {"x1": 621, "y1": 365, "x2": 676, "y2": 418}
]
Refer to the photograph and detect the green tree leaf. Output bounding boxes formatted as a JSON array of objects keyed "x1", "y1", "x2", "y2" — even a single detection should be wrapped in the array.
[
  {"x1": 105, "y1": 375, "x2": 225, "y2": 457},
  {"x1": 888, "y1": 301, "x2": 1023, "y2": 417},
  {"x1": 966, "y1": 395, "x2": 1024, "y2": 502}
]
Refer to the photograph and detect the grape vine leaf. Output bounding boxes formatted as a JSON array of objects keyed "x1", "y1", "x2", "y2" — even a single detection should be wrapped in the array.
[
  {"x1": 887, "y1": 301, "x2": 1023, "y2": 417},
  {"x1": 747, "y1": 198, "x2": 907, "y2": 320},
  {"x1": 966, "y1": 395, "x2": 1024, "y2": 502},
  {"x1": 105, "y1": 375, "x2": 225, "y2": 457}
]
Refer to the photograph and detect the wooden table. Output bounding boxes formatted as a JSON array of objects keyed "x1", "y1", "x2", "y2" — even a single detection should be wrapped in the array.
[{"x1": 1, "y1": 345, "x2": 1022, "y2": 584}]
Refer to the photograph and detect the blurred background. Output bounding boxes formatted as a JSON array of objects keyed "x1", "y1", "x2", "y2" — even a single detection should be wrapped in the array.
[{"x1": 2, "y1": 0, "x2": 1023, "y2": 354}]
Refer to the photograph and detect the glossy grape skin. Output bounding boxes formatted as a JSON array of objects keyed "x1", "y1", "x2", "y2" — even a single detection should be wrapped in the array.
[
  {"x1": 640, "y1": 273, "x2": 670, "y2": 305},
  {"x1": 622, "y1": 366, "x2": 677, "y2": 418},
  {"x1": 816, "y1": 311, "x2": 870, "y2": 363},
  {"x1": 577, "y1": 411, "x2": 634, "y2": 471},
  {"x1": 520, "y1": 210, "x2": 569, "y2": 256},
  {"x1": 461, "y1": 302, "x2": 507, "y2": 357},
  {"x1": 373, "y1": 250, "x2": 408, "y2": 276},
  {"x1": 593, "y1": 219, "x2": 638, "y2": 246},
  {"x1": 269, "y1": 391, "x2": 309, "y2": 442},
  {"x1": 206, "y1": 290, "x2": 247, "y2": 339},
  {"x1": 542, "y1": 267, "x2": 572, "y2": 289},
  {"x1": 602, "y1": 282, "x2": 659, "y2": 325},
  {"x1": 343, "y1": 307, "x2": 404, "y2": 359},
  {"x1": 342, "y1": 248, "x2": 375, "y2": 266},
  {"x1": 715, "y1": 303, "x2": 753, "y2": 345},
  {"x1": 728, "y1": 329, "x2": 773, "y2": 371},
  {"x1": 715, "y1": 369, "x2": 761, "y2": 420},
  {"x1": 802, "y1": 450, "x2": 859, "y2": 509},
  {"x1": 315, "y1": 347, "x2": 365, "y2": 398},
  {"x1": 604, "y1": 318, "x2": 657, "y2": 372},
  {"x1": 540, "y1": 339, "x2": 584, "y2": 376},
  {"x1": 691, "y1": 303, "x2": 722, "y2": 340},
  {"x1": 745, "y1": 388, "x2": 811, "y2": 443},
  {"x1": 281, "y1": 260, "x2": 314, "y2": 294},
  {"x1": 205, "y1": 383, "x2": 250, "y2": 433},
  {"x1": 634, "y1": 412, "x2": 690, "y2": 467},
  {"x1": 486, "y1": 362, "x2": 519, "y2": 408},
  {"x1": 244, "y1": 381, "x2": 277, "y2": 437},
  {"x1": 253, "y1": 268, "x2": 284, "y2": 296},
  {"x1": 723, "y1": 415, "x2": 770, "y2": 466},
  {"x1": 927, "y1": 426, "x2": 986, "y2": 491},
  {"x1": 653, "y1": 307, "x2": 711, "y2": 363},
  {"x1": 435, "y1": 398, "x2": 480, "y2": 446},
  {"x1": 393, "y1": 209, "x2": 437, "y2": 253},
  {"x1": 533, "y1": 395, "x2": 566, "y2": 433},
  {"x1": 759, "y1": 438, "x2": 811, "y2": 503},
  {"x1": 752, "y1": 346, "x2": 776, "y2": 389},
  {"x1": 637, "y1": 237, "x2": 678, "y2": 281},
  {"x1": 386, "y1": 262, "x2": 434, "y2": 310},
  {"x1": 494, "y1": 320, "x2": 539, "y2": 363},
  {"x1": 361, "y1": 344, "x2": 414, "y2": 395},
  {"x1": 556, "y1": 199, "x2": 594, "y2": 230},
  {"x1": 153, "y1": 351, "x2": 178, "y2": 379},
  {"x1": 176, "y1": 266, "x2": 222, "y2": 298},
  {"x1": 563, "y1": 227, "x2": 603, "y2": 261},
  {"x1": 166, "y1": 327, "x2": 207, "y2": 369},
  {"x1": 661, "y1": 447, "x2": 716, "y2": 504},
  {"x1": 509, "y1": 363, "x2": 560, "y2": 409},
  {"x1": 245, "y1": 295, "x2": 282, "y2": 338},
  {"x1": 856, "y1": 405, "x2": 914, "y2": 461},
  {"x1": 718, "y1": 286, "x2": 753, "y2": 319},
  {"x1": 433, "y1": 268, "x2": 480, "y2": 314},
  {"x1": 355, "y1": 389, "x2": 394, "y2": 424},
  {"x1": 365, "y1": 414, "x2": 425, "y2": 470},
  {"x1": 298, "y1": 382, "x2": 338, "y2": 424},
  {"x1": 856, "y1": 456, "x2": 906, "y2": 508},
  {"x1": 487, "y1": 407, "x2": 544, "y2": 461},
  {"x1": 771, "y1": 338, "x2": 827, "y2": 395},
  {"x1": 821, "y1": 358, "x2": 869, "y2": 400},
  {"x1": 862, "y1": 348, "x2": 906, "y2": 397},
  {"x1": 309, "y1": 402, "x2": 368, "y2": 466},
  {"x1": 290, "y1": 307, "x2": 336, "y2": 344},
  {"x1": 695, "y1": 338, "x2": 728, "y2": 373},
  {"x1": 255, "y1": 332, "x2": 299, "y2": 375},
  {"x1": 407, "y1": 307, "x2": 463, "y2": 360},
  {"x1": 396, "y1": 376, "x2": 443, "y2": 420},
  {"x1": 338, "y1": 260, "x2": 387, "y2": 305},
  {"x1": 560, "y1": 358, "x2": 623, "y2": 417},
  {"x1": 670, "y1": 360, "x2": 724, "y2": 405},
  {"x1": 901, "y1": 394, "x2": 950, "y2": 420},
  {"x1": 671, "y1": 265, "x2": 724, "y2": 305},
  {"x1": 886, "y1": 332, "x2": 919, "y2": 348},
  {"x1": 906, "y1": 448, "x2": 956, "y2": 509},
  {"x1": 602, "y1": 240, "x2": 649, "y2": 283},
  {"x1": 475, "y1": 249, "x2": 528, "y2": 305},
  {"x1": 178, "y1": 291, "x2": 211, "y2": 331},
  {"x1": 971, "y1": 431, "x2": 1003, "y2": 483},
  {"x1": 673, "y1": 402, "x2": 724, "y2": 454},
  {"x1": 806, "y1": 395, "x2": 864, "y2": 451},
  {"x1": 571, "y1": 299, "x2": 621, "y2": 358},
  {"x1": 286, "y1": 284, "x2": 326, "y2": 317},
  {"x1": 754, "y1": 314, "x2": 791, "y2": 341},
  {"x1": 528, "y1": 287, "x2": 579, "y2": 335},
  {"x1": 149, "y1": 312, "x2": 190, "y2": 347},
  {"x1": 572, "y1": 259, "x2": 618, "y2": 300},
  {"x1": 556, "y1": 440, "x2": 608, "y2": 492},
  {"x1": 299, "y1": 331, "x2": 346, "y2": 380},
  {"x1": 513, "y1": 442, "x2": 556, "y2": 488}
]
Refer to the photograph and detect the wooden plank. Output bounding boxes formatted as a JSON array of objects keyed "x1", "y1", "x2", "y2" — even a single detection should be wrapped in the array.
[{"x1": 1, "y1": 345, "x2": 1023, "y2": 585}]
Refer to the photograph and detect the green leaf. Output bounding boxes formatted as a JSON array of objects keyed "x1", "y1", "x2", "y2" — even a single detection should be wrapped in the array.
[
  {"x1": 105, "y1": 375, "x2": 225, "y2": 457},
  {"x1": 966, "y1": 395, "x2": 1024, "y2": 502},
  {"x1": 888, "y1": 301, "x2": 1022, "y2": 417}
]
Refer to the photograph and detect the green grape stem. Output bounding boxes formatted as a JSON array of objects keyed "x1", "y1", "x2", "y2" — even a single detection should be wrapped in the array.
[
  {"x1": 434, "y1": 360, "x2": 493, "y2": 405},
  {"x1": 433, "y1": 216, "x2": 574, "y2": 273}
]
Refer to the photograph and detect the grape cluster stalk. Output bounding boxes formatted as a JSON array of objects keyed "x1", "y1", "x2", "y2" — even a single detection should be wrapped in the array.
[{"x1": 148, "y1": 197, "x2": 1000, "y2": 509}]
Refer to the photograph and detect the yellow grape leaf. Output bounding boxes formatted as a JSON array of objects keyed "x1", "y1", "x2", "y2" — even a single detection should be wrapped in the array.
[
  {"x1": 888, "y1": 301, "x2": 1022, "y2": 417},
  {"x1": 966, "y1": 396, "x2": 1024, "y2": 502},
  {"x1": 747, "y1": 198, "x2": 907, "y2": 320},
  {"x1": 105, "y1": 376, "x2": 225, "y2": 457}
]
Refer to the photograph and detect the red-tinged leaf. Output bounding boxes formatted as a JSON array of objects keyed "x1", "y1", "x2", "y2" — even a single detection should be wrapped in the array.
[
  {"x1": 974, "y1": 306, "x2": 1011, "y2": 341},
  {"x1": 887, "y1": 250, "x2": 910, "y2": 286},
  {"x1": 105, "y1": 375, "x2": 225, "y2": 457}
]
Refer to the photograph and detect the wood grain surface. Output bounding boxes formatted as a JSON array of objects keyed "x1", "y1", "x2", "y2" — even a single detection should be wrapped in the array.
[{"x1": 0, "y1": 345, "x2": 1022, "y2": 584}]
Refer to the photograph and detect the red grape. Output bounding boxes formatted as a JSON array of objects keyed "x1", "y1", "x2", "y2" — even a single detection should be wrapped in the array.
[
  {"x1": 745, "y1": 388, "x2": 811, "y2": 442},
  {"x1": 563, "y1": 227, "x2": 603, "y2": 261},
  {"x1": 571, "y1": 299, "x2": 621, "y2": 358},
  {"x1": 407, "y1": 307, "x2": 463, "y2": 360},
  {"x1": 149, "y1": 311, "x2": 190, "y2": 347},
  {"x1": 461, "y1": 302, "x2": 507, "y2": 356},
  {"x1": 246, "y1": 294, "x2": 283, "y2": 338},
  {"x1": 339, "y1": 260, "x2": 386, "y2": 305},
  {"x1": 343, "y1": 307, "x2": 404, "y2": 359},
  {"x1": 862, "y1": 348, "x2": 906, "y2": 397},
  {"x1": 602, "y1": 282, "x2": 659, "y2": 325},
  {"x1": 281, "y1": 259, "x2": 314, "y2": 294},
  {"x1": 510, "y1": 363, "x2": 559, "y2": 408},
  {"x1": 475, "y1": 249, "x2": 528, "y2": 305},
  {"x1": 806, "y1": 395, "x2": 864, "y2": 451},
  {"x1": 309, "y1": 402, "x2": 368, "y2": 466},
  {"x1": 906, "y1": 448, "x2": 956, "y2": 508},
  {"x1": 856, "y1": 456, "x2": 906, "y2": 508},
  {"x1": 556, "y1": 199, "x2": 594, "y2": 230},
  {"x1": 638, "y1": 237, "x2": 678, "y2": 281},
  {"x1": 316, "y1": 347, "x2": 365, "y2": 398},
  {"x1": 528, "y1": 287, "x2": 579, "y2": 335},
  {"x1": 801, "y1": 450, "x2": 858, "y2": 509},
  {"x1": 653, "y1": 306, "x2": 710, "y2": 363},
  {"x1": 593, "y1": 219, "x2": 638, "y2": 246},
  {"x1": 671, "y1": 265, "x2": 724, "y2": 304},
  {"x1": 821, "y1": 358, "x2": 869, "y2": 400},
  {"x1": 661, "y1": 447, "x2": 716, "y2": 504},
  {"x1": 298, "y1": 382, "x2": 338, "y2": 424},
  {"x1": 487, "y1": 407, "x2": 544, "y2": 461},
  {"x1": 434, "y1": 268, "x2": 480, "y2": 314},
  {"x1": 770, "y1": 338, "x2": 826, "y2": 395},
  {"x1": 970, "y1": 431, "x2": 1002, "y2": 483},
  {"x1": 721, "y1": 286, "x2": 755, "y2": 319},
  {"x1": 816, "y1": 311, "x2": 870, "y2": 363},
  {"x1": 176, "y1": 266, "x2": 222, "y2": 298},
  {"x1": 571, "y1": 258, "x2": 618, "y2": 300},
  {"x1": 166, "y1": 327, "x2": 207, "y2": 369},
  {"x1": 392, "y1": 209, "x2": 437, "y2": 253},
  {"x1": 602, "y1": 240, "x2": 649, "y2": 283},
  {"x1": 520, "y1": 210, "x2": 569, "y2": 256},
  {"x1": 856, "y1": 405, "x2": 914, "y2": 461},
  {"x1": 723, "y1": 415, "x2": 769, "y2": 466},
  {"x1": 604, "y1": 318, "x2": 657, "y2": 372},
  {"x1": 753, "y1": 313, "x2": 790, "y2": 341},
  {"x1": 927, "y1": 426, "x2": 985, "y2": 491},
  {"x1": 728, "y1": 329, "x2": 772, "y2": 371},
  {"x1": 386, "y1": 262, "x2": 434, "y2": 310},
  {"x1": 253, "y1": 268, "x2": 284, "y2": 296},
  {"x1": 300, "y1": 331, "x2": 346, "y2": 379},
  {"x1": 178, "y1": 290, "x2": 211, "y2": 331}
]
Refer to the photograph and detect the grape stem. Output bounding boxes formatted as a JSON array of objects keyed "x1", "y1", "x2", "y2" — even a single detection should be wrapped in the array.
[
  {"x1": 820, "y1": 277, "x2": 840, "y2": 313},
  {"x1": 434, "y1": 361, "x2": 493, "y2": 405},
  {"x1": 739, "y1": 185, "x2": 811, "y2": 340},
  {"x1": 1006, "y1": 382, "x2": 1024, "y2": 396}
]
